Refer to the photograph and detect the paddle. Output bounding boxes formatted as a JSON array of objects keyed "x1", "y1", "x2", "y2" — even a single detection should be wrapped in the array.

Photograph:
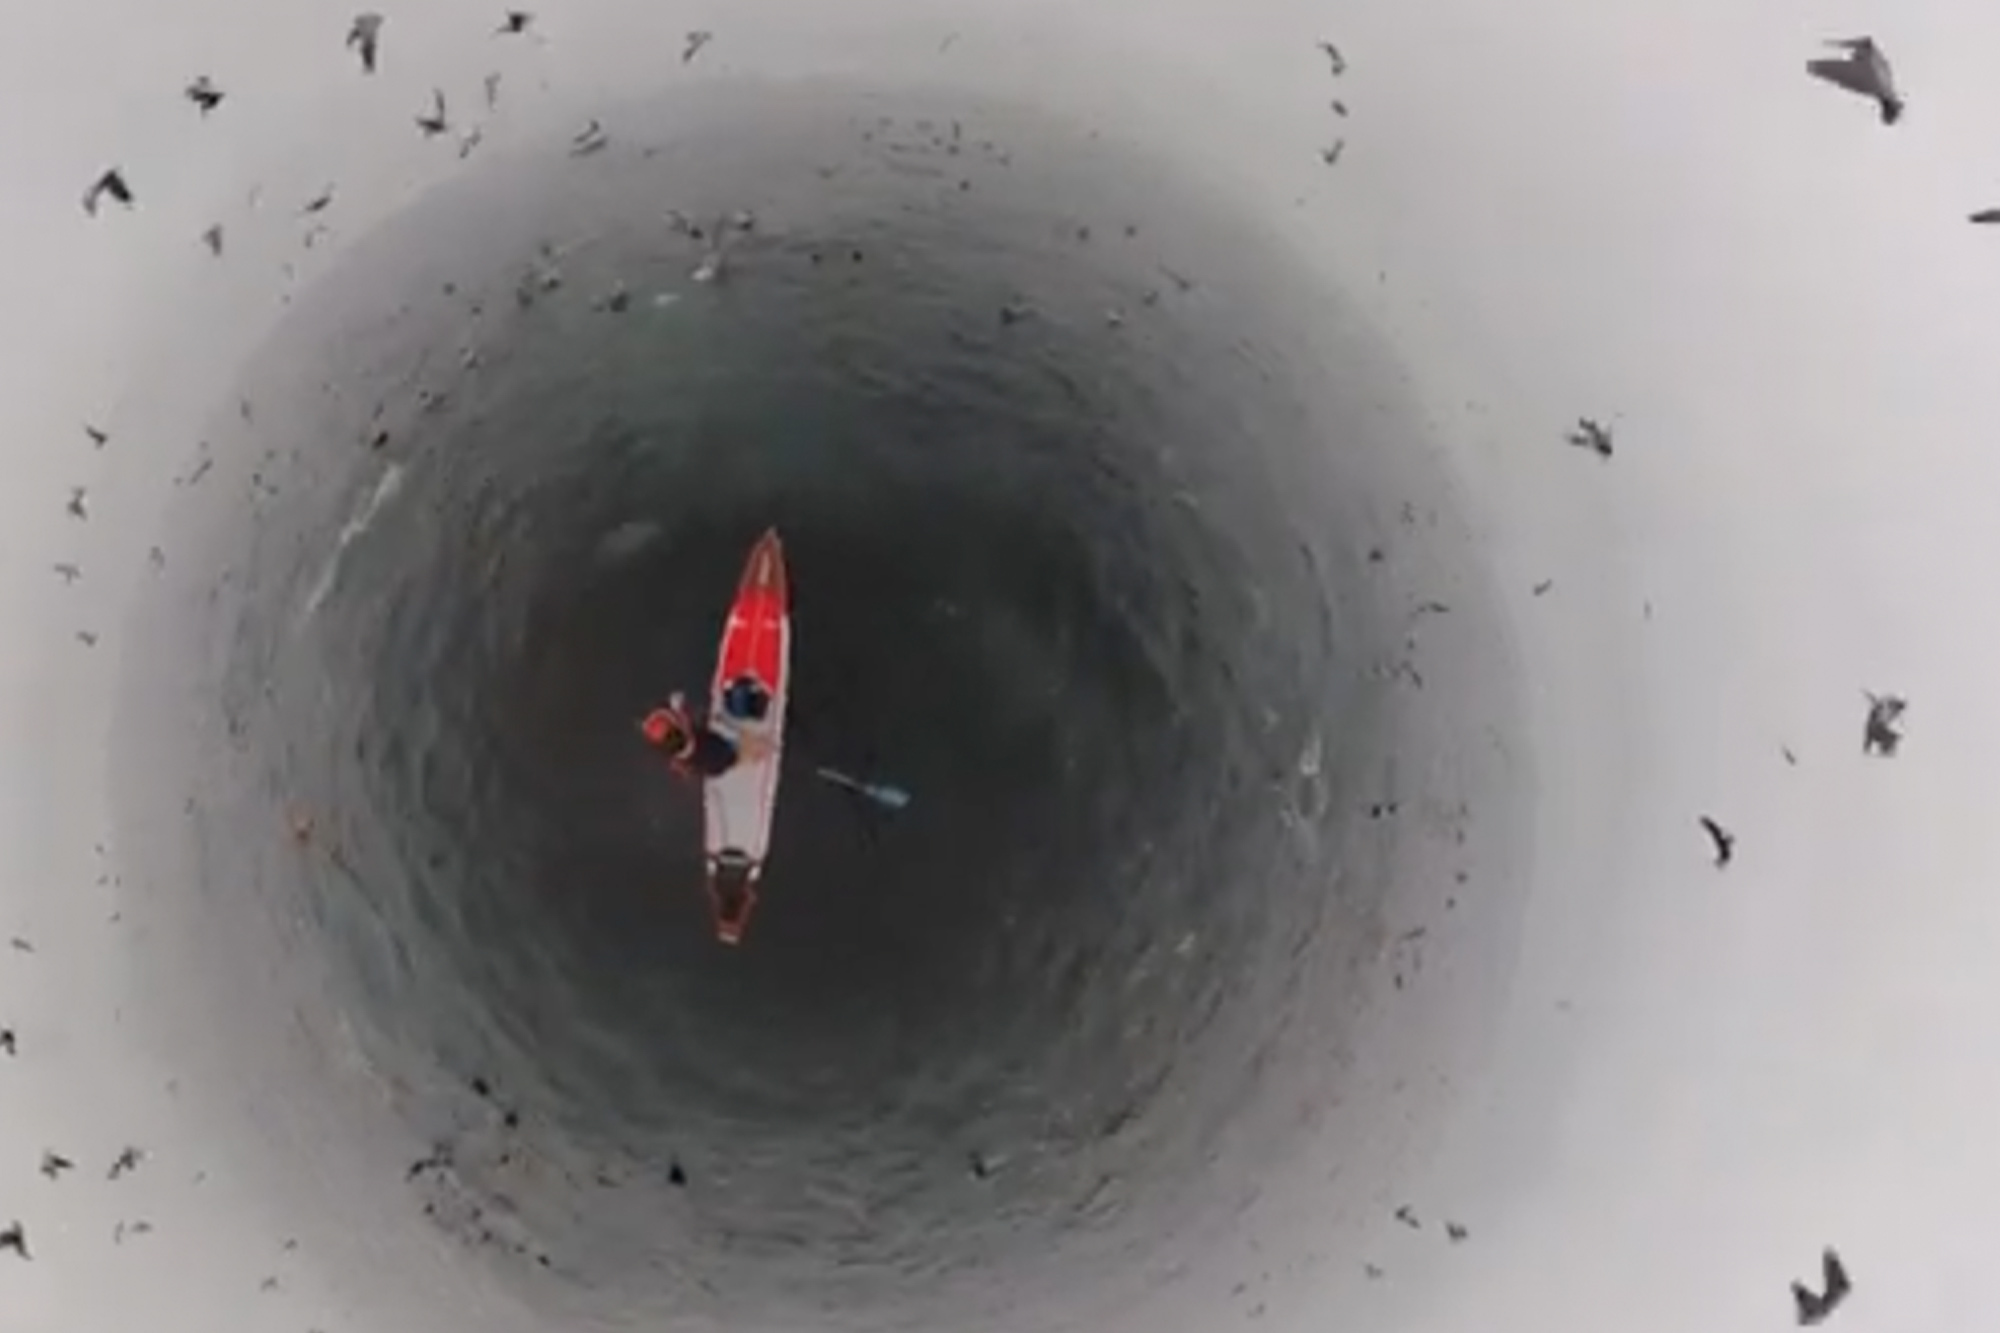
[{"x1": 812, "y1": 766, "x2": 911, "y2": 811}]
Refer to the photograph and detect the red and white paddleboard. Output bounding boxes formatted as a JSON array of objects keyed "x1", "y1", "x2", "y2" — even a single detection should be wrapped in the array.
[{"x1": 701, "y1": 528, "x2": 790, "y2": 944}]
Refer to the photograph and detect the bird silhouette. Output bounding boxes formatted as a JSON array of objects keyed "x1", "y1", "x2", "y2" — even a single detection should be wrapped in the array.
[
  {"x1": 0, "y1": 1222, "x2": 27, "y2": 1260},
  {"x1": 1320, "y1": 140, "x2": 1346, "y2": 166},
  {"x1": 347, "y1": 12, "x2": 384, "y2": 73},
  {"x1": 108, "y1": 1145, "x2": 143, "y2": 1180},
  {"x1": 82, "y1": 169, "x2": 134, "y2": 217},
  {"x1": 1698, "y1": 816, "x2": 1735, "y2": 867},
  {"x1": 52, "y1": 563, "x2": 80, "y2": 584},
  {"x1": 484, "y1": 72, "x2": 502, "y2": 108},
  {"x1": 67, "y1": 487, "x2": 87, "y2": 519},
  {"x1": 1807, "y1": 38, "x2": 1902, "y2": 124},
  {"x1": 1316, "y1": 39, "x2": 1347, "y2": 75},
  {"x1": 1971, "y1": 209, "x2": 2000, "y2": 225},
  {"x1": 0, "y1": 1029, "x2": 14, "y2": 1056},
  {"x1": 1792, "y1": 1247, "x2": 1851, "y2": 1325},
  {"x1": 1566, "y1": 417, "x2": 1614, "y2": 458},
  {"x1": 683, "y1": 29, "x2": 713, "y2": 63},
  {"x1": 201, "y1": 224, "x2": 224, "y2": 256},
  {"x1": 185, "y1": 76, "x2": 224, "y2": 115},
  {"x1": 1862, "y1": 691, "x2": 1906, "y2": 756},
  {"x1": 497, "y1": 10, "x2": 532, "y2": 34},
  {"x1": 301, "y1": 186, "x2": 335, "y2": 215},
  {"x1": 415, "y1": 89, "x2": 448, "y2": 137},
  {"x1": 570, "y1": 118, "x2": 608, "y2": 156},
  {"x1": 83, "y1": 424, "x2": 108, "y2": 447},
  {"x1": 39, "y1": 1151, "x2": 72, "y2": 1179}
]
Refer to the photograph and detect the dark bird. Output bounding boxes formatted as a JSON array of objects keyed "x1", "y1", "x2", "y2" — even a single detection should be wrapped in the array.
[
  {"x1": 1532, "y1": 579, "x2": 1554, "y2": 596},
  {"x1": 1863, "y1": 691, "x2": 1906, "y2": 756},
  {"x1": 1317, "y1": 39, "x2": 1347, "y2": 75},
  {"x1": 83, "y1": 424, "x2": 108, "y2": 448},
  {"x1": 415, "y1": 89, "x2": 449, "y2": 137},
  {"x1": 1566, "y1": 417, "x2": 1614, "y2": 458},
  {"x1": 347, "y1": 12, "x2": 384, "y2": 73},
  {"x1": 1792, "y1": 1247, "x2": 1852, "y2": 1325},
  {"x1": 497, "y1": 10, "x2": 532, "y2": 34},
  {"x1": 683, "y1": 29, "x2": 713, "y2": 63},
  {"x1": 569, "y1": 118, "x2": 608, "y2": 156},
  {"x1": 1320, "y1": 140, "x2": 1346, "y2": 166},
  {"x1": 113, "y1": 1219, "x2": 153, "y2": 1244},
  {"x1": 52, "y1": 563, "x2": 80, "y2": 584},
  {"x1": 0, "y1": 1029, "x2": 14, "y2": 1056},
  {"x1": 0, "y1": 1222, "x2": 27, "y2": 1260},
  {"x1": 108, "y1": 1145, "x2": 143, "y2": 1180},
  {"x1": 301, "y1": 186, "x2": 335, "y2": 215},
  {"x1": 1445, "y1": 1221, "x2": 1469, "y2": 1242},
  {"x1": 8, "y1": 937, "x2": 30, "y2": 952},
  {"x1": 1808, "y1": 38, "x2": 1902, "y2": 125},
  {"x1": 1698, "y1": 815, "x2": 1735, "y2": 867},
  {"x1": 76, "y1": 631, "x2": 99, "y2": 648},
  {"x1": 67, "y1": 487, "x2": 87, "y2": 519},
  {"x1": 484, "y1": 72, "x2": 502, "y2": 108},
  {"x1": 667, "y1": 1160, "x2": 688, "y2": 1186},
  {"x1": 1972, "y1": 209, "x2": 2000, "y2": 225},
  {"x1": 82, "y1": 169, "x2": 134, "y2": 217},
  {"x1": 1393, "y1": 1204, "x2": 1419, "y2": 1228},
  {"x1": 201, "y1": 224, "x2": 224, "y2": 256},
  {"x1": 1332, "y1": 98, "x2": 1349, "y2": 116},
  {"x1": 39, "y1": 1151, "x2": 72, "y2": 1179},
  {"x1": 185, "y1": 76, "x2": 225, "y2": 115}
]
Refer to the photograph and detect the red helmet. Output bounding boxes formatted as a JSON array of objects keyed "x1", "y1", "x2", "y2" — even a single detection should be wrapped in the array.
[{"x1": 641, "y1": 707, "x2": 693, "y2": 755}]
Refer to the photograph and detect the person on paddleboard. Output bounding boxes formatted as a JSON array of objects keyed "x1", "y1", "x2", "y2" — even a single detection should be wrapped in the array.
[{"x1": 640, "y1": 676, "x2": 774, "y2": 780}]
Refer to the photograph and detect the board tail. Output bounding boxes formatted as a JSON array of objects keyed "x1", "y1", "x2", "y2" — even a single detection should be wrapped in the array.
[{"x1": 707, "y1": 850, "x2": 760, "y2": 945}]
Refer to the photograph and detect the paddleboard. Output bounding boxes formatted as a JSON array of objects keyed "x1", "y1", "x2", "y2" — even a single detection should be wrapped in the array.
[{"x1": 702, "y1": 528, "x2": 789, "y2": 944}]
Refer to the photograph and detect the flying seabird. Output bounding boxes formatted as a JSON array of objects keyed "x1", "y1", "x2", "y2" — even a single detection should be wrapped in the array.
[
  {"x1": 82, "y1": 169, "x2": 133, "y2": 217},
  {"x1": 1807, "y1": 38, "x2": 1902, "y2": 124},
  {"x1": 1566, "y1": 417, "x2": 1614, "y2": 458},
  {"x1": 415, "y1": 89, "x2": 449, "y2": 137},
  {"x1": 1316, "y1": 39, "x2": 1347, "y2": 76},
  {"x1": 683, "y1": 30, "x2": 713, "y2": 63},
  {"x1": 569, "y1": 118, "x2": 608, "y2": 156},
  {"x1": 185, "y1": 76, "x2": 224, "y2": 115},
  {"x1": 1792, "y1": 1247, "x2": 1851, "y2": 1325},
  {"x1": 1697, "y1": 816, "x2": 1735, "y2": 868},
  {"x1": 347, "y1": 12, "x2": 384, "y2": 74},
  {"x1": 1862, "y1": 691, "x2": 1906, "y2": 756},
  {"x1": 497, "y1": 10, "x2": 532, "y2": 34}
]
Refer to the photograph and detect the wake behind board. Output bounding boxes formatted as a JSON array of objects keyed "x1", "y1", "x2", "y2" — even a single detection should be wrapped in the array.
[{"x1": 702, "y1": 528, "x2": 790, "y2": 944}]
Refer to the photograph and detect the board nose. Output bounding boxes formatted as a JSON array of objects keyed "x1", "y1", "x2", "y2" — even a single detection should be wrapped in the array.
[{"x1": 742, "y1": 527, "x2": 787, "y2": 602}]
